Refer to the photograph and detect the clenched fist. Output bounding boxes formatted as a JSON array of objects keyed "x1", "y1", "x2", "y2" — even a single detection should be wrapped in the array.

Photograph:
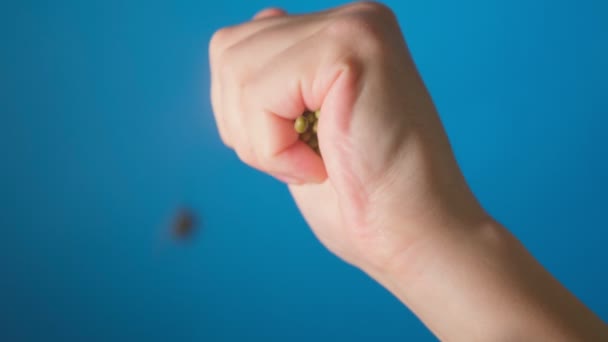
[{"x1": 209, "y1": 2, "x2": 485, "y2": 274}]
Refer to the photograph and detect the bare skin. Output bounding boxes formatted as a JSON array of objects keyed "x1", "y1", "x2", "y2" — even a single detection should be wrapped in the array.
[{"x1": 209, "y1": 2, "x2": 607, "y2": 340}]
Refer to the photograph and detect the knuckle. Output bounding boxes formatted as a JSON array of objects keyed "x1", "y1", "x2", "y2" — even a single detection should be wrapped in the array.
[
  {"x1": 322, "y1": 18, "x2": 380, "y2": 61},
  {"x1": 235, "y1": 146, "x2": 257, "y2": 166},
  {"x1": 217, "y1": 45, "x2": 251, "y2": 86},
  {"x1": 218, "y1": 56, "x2": 236, "y2": 80},
  {"x1": 217, "y1": 129, "x2": 232, "y2": 148},
  {"x1": 324, "y1": 15, "x2": 371, "y2": 40},
  {"x1": 209, "y1": 27, "x2": 231, "y2": 56},
  {"x1": 326, "y1": 2, "x2": 399, "y2": 50},
  {"x1": 209, "y1": 27, "x2": 237, "y2": 69},
  {"x1": 348, "y1": 1, "x2": 396, "y2": 20},
  {"x1": 323, "y1": 15, "x2": 388, "y2": 57}
]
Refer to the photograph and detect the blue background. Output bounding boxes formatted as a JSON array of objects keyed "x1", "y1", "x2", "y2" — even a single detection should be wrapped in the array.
[{"x1": 1, "y1": 0, "x2": 606, "y2": 340}]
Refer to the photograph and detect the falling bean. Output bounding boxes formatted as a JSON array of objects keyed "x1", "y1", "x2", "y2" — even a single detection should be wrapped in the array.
[{"x1": 171, "y1": 208, "x2": 197, "y2": 240}]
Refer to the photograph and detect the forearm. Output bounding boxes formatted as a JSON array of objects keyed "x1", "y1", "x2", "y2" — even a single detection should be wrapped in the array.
[{"x1": 369, "y1": 218, "x2": 607, "y2": 341}]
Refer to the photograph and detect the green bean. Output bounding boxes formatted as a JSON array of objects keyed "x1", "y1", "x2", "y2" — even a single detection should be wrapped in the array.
[
  {"x1": 294, "y1": 110, "x2": 321, "y2": 157},
  {"x1": 294, "y1": 116, "x2": 309, "y2": 133}
]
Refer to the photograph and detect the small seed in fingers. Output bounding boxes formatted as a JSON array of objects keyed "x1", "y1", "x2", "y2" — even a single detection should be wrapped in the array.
[
  {"x1": 294, "y1": 116, "x2": 309, "y2": 133},
  {"x1": 294, "y1": 110, "x2": 321, "y2": 157}
]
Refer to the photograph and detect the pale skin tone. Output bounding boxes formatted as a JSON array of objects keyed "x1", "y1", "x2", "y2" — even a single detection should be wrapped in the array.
[{"x1": 209, "y1": 2, "x2": 607, "y2": 340}]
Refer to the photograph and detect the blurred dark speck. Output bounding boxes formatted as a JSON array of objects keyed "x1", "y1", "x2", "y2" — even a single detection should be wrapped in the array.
[{"x1": 171, "y1": 208, "x2": 198, "y2": 241}]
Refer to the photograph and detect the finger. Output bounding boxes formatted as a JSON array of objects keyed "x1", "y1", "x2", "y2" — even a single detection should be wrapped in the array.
[
  {"x1": 239, "y1": 33, "x2": 361, "y2": 184},
  {"x1": 253, "y1": 8, "x2": 287, "y2": 20},
  {"x1": 210, "y1": 3, "x2": 350, "y2": 57},
  {"x1": 268, "y1": 140, "x2": 327, "y2": 184},
  {"x1": 209, "y1": 10, "x2": 291, "y2": 147},
  {"x1": 220, "y1": 16, "x2": 321, "y2": 81},
  {"x1": 242, "y1": 32, "x2": 354, "y2": 121},
  {"x1": 236, "y1": 38, "x2": 345, "y2": 183},
  {"x1": 252, "y1": 109, "x2": 326, "y2": 183},
  {"x1": 210, "y1": 11, "x2": 292, "y2": 56},
  {"x1": 220, "y1": 71, "x2": 256, "y2": 162}
]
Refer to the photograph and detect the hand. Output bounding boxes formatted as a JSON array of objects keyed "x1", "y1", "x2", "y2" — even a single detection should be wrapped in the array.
[
  {"x1": 209, "y1": 2, "x2": 487, "y2": 275},
  {"x1": 210, "y1": 3, "x2": 608, "y2": 340}
]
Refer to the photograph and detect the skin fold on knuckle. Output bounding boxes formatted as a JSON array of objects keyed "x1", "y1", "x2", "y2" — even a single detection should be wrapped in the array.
[
  {"x1": 332, "y1": 2, "x2": 401, "y2": 55},
  {"x1": 209, "y1": 27, "x2": 233, "y2": 64},
  {"x1": 211, "y1": 31, "x2": 252, "y2": 86},
  {"x1": 342, "y1": 1, "x2": 393, "y2": 17},
  {"x1": 321, "y1": 17, "x2": 385, "y2": 63}
]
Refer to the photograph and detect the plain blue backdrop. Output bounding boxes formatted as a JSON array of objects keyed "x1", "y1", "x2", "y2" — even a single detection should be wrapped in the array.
[{"x1": 1, "y1": 0, "x2": 606, "y2": 341}]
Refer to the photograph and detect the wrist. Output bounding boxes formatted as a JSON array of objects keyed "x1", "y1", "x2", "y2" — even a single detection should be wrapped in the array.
[
  {"x1": 363, "y1": 211, "x2": 500, "y2": 295},
  {"x1": 359, "y1": 216, "x2": 507, "y2": 340}
]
